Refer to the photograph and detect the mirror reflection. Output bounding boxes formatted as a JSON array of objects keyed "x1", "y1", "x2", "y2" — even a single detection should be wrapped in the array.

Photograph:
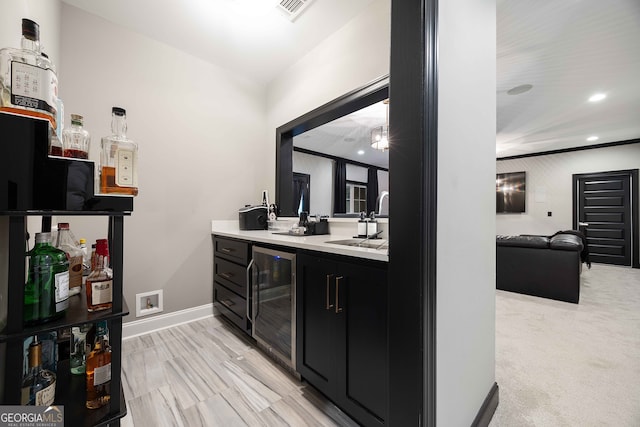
[{"x1": 292, "y1": 100, "x2": 390, "y2": 217}]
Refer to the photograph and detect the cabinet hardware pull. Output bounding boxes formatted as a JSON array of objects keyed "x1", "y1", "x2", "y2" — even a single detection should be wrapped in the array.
[
  {"x1": 335, "y1": 276, "x2": 344, "y2": 314},
  {"x1": 326, "y1": 274, "x2": 334, "y2": 310},
  {"x1": 220, "y1": 247, "x2": 234, "y2": 253},
  {"x1": 222, "y1": 299, "x2": 234, "y2": 307},
  {"x1": 220, "y1": 272, "x2": 233, "y2": 279},
  {"x1": 246, "y1": 259, "x2": 254, "y2": 320}
]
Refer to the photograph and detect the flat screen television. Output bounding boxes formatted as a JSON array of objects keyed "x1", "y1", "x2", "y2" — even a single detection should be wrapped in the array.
[{"x1": 496, "y1": 171, "x2": 526, "y2": 213}]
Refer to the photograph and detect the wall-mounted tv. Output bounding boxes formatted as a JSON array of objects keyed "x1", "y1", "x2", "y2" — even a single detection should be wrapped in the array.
[{"x1": 496, "y1": 171, "x2": 526, "y2": 213}]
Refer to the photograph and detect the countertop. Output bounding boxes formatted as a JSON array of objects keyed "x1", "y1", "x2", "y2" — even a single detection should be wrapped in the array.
[{"x1": 211, "y1": 220, "x2": 388, "y2": 262}]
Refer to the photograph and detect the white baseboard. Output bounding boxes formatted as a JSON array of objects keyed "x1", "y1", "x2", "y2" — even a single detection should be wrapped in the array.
[{"x1": 122, "y1": 303, "x2": 219, "y2": 340}]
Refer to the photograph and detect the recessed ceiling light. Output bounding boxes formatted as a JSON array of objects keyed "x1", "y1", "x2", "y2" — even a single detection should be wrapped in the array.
[
  {"x1": 588, "y1": 93, "x2": 606, "y2": 102},
  {"x1": 357, "y1": 150, "x2": 365, "y2": 155},
  {"x1": 587, "y1": 136, "x2": 599, "y2": 142},
  {"x1": 507, "y1": 84, "x2": 533, "y2": 95}
]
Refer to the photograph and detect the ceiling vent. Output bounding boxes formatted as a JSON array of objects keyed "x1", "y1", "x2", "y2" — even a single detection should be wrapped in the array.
[{"x1": 276, "y1": 0, "x2": 314, "y2": 21}]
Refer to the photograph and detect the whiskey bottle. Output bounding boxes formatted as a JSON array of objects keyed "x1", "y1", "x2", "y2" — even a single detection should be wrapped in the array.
[
  {"x1": 62, "y1": 113, "x2": 90, "y2": 159},
  {"x1": 100, "y1": 107, "x2": 138, "y2": 195},
  {"x1": 55, "y1": 223, "x2": 83, "y2": 296},
  {"x1": 24, "y1": 232, "x2": 69, "y2": 325},
  {"x1": 0, "y1": 19, "x2": 58, "y2": 130},
  {"x1": 21, "y1": 336, "x2": 57, "y2": 406},
  {"x1": 86, "y1": 321, "x2": 111, "y2": 409},
  {"x1": 85, "y1": 239, "x2": 112, "y2": 312}
]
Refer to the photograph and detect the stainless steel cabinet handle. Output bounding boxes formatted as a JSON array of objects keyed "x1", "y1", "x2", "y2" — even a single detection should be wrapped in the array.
[
  {"x1": 220, "y1": 247, "x2": 234, "y2": 253},
  {"x1": 335, "y1": 276, "x2": 344, "y2": 314},
  {"x1": 326, "y1": 274, "x2": 334, "y2": 310},
  {"x1": 579, "y1": 222, "x2": 589, "y2": 227},
  {"x1": 246, "y1": 259, "x2": 254, "y2": 320},
  {"x1": 220, "y1": 272, "x2": 233, "y2": 279}
]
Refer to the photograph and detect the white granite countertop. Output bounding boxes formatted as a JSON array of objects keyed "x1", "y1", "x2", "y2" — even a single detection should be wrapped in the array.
[{"x1": 211, "y1": 220, "x2": 388, "y2": 262}]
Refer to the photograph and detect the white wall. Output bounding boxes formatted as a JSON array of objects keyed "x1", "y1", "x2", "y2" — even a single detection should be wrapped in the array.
[
  {"x1": 266, "y1": 0, "x2": 391, "y2": 198},
  {"x1": 437, "y1": 0, "x2": 496, "y2": 425},
  {"x1": 57, "y1": 4, "x2": 268, "y2": 321},
  {"x1": 293, "y1": 151, "x2": 333, "y2": 215},
  {"x1": 497, "y1": 143, "x2": 640, "y2": 264}
]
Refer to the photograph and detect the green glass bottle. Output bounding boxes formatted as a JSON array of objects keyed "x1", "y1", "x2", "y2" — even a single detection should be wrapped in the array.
[{"x1": 24, "y1": 232, "x2": 69, "y2": 326}]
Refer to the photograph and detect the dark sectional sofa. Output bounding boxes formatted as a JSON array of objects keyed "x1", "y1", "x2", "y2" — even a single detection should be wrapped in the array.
[{"x1": 496, "y1": 232, "x2": 585, "y2": 303}]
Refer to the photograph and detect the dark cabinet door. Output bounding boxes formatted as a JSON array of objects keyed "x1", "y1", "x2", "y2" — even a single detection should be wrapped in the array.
[
  {"x1": 336, "y1": 260, "x2": 388, "y2": 427},
  {"x1": 297, "y1": 252, "x2": 388, "y2": 427},
  {"x1": 296, "y1": 253, "x2": 339, "y2": 398}
]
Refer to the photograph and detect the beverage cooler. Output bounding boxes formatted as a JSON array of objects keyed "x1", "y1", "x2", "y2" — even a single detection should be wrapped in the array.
[{"x1": 251, "y1": 246, "x2": 296, "y2": 371}]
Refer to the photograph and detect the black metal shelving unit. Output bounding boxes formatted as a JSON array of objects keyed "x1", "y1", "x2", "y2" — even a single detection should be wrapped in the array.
[{"x1": 0, "y1": 113, "x2": 133, "y2": 426}]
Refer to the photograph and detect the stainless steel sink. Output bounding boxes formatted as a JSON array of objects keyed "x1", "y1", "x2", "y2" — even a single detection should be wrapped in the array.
[{"x1": 325, "y1": 239, "x2": 388, "y2": 250}]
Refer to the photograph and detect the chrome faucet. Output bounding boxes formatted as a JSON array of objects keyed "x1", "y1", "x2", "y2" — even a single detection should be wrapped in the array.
[{"x1": 377, "y1": 191, "x2": 389, "y2": 215}]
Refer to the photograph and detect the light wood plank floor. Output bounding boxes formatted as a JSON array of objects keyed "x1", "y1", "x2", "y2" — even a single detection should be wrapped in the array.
[{"x1": 120, "y1": 316, "x2": 358, "y2": 427}]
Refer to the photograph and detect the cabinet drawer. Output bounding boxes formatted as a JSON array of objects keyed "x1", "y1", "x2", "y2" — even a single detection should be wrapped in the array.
[
  {"x1": 214, "y1": 282, "x2": 250, "y2": 333},
  {"x1": 214, "y1": 236, "x2": 250, "y2": 265},
  {"x1": 214, "y1": 257, "x2": 248, "y2": 297}
]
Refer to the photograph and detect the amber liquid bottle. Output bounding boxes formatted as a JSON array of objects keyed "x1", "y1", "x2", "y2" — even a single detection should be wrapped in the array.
[
  {"x1": 86, "y1": 321, "x2": 111, "y2": 409},
  {"x1": 100, "y1": 107, "x2": 138, "y2": 195},
  {"x1": 85, "y1": 239, "x2": 112, "y2": 312}
]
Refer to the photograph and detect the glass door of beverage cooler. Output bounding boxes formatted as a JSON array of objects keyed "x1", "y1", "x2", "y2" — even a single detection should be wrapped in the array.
[{"x1": 251, "y1": 246, "x2": 296, "y2": 370}]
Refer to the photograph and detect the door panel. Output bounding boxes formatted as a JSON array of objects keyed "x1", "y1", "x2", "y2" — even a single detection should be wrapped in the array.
[
  {"x1": 575, "y1": 171, "x2": 632, "y2": 266},
  {"x1": 338, "y1": 261, "x2": 388, "y2": 426},
  {"x1": 296, "y1": 254, "x2": 336, "y2": 397}
]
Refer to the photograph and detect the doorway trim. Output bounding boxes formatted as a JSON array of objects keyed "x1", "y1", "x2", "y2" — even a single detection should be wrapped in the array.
[{"x1": 572, "y1": 169, "x2": 639, "y2": 268}]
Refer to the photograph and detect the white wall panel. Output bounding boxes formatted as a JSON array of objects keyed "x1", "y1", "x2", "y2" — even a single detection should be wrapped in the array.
[{"x1": 437, "y1": 0, "x2": 497, "y2": 424}]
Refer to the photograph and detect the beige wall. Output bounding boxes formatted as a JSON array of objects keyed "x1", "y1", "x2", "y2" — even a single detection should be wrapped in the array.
[
  {"x1": 57, "y1": 4, "x2": 268, "y2": 321},
  {"x1": 266, "y1": 0, "x2": 391, "y2": 188}
]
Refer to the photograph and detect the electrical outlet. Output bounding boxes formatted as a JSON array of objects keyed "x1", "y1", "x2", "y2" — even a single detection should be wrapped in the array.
[
  {"x1": 135, "y1": 290, "x2": 163, "y2": 317},
  {"x1": 547, "y1": 211, "x2": 552, "y2": 217}
]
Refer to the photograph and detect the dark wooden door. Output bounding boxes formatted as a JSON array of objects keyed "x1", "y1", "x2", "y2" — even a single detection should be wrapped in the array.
[
  {"x1": 296, "y1": 253, "x2": 338, "y2": 398},
  {"x1": 297, "y1": 253, "x2": 389, "y2": 427},
  {"x1": 336, "y1": 260, "x2": 388, "y2": 427},
  {"x1": 574, "y1": 170, "x2": 637, "y2": 266}
]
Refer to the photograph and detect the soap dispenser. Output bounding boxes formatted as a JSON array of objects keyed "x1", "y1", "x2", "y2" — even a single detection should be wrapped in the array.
[
  {"x1": 358, "y1": 211, "x2": 368, "y2": 237},
  {"x1": 368, "y1": 211, "x2": 378, "y2": 237}
]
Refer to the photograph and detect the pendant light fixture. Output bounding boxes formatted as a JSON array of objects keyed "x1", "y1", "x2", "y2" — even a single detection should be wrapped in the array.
[{"x1": 371, "y1": 99, "x2": 390, "y2": 151}]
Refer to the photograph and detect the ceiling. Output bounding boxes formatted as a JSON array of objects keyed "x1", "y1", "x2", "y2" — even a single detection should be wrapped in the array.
[
  {"x1": 61, "y1": 0, "x2": 375, "y2": 84},
  {"x1": 62, "y1": 0, "x2": 640, "y2": 162}
]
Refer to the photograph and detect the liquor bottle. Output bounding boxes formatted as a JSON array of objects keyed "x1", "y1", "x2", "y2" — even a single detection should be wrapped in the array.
[
  {"x1": 79, "y1": 238, "x2": 90, "y2": 275},
  {"x1": 86, "y1": 239, "x2": 112, "y2": 312},
  {"x1": 0, "y1": 19, "x2": 58, "y2": 130},
  {"x1": 49, "y1": 133, "x2": 63, "y2": 156},
  {"x1": 21, "y1": 336, "x2": 57, "y2": 406},
  {"x1": 100, "y1": 107, "x2": 138, "y2": 195},
  {"x1": 70, "y1": 324, "x2": 90, "y2": 375},
  {"x1": 62, "y1": 113, "x2": 90, "y2": 159},
  {"x1": 55, "y1": 223, "x2": 83, "y2": 296},
  {"x1": 24, "y1": 232, "x2": 69, "y2": 325},
  {"x1": 86, "y1": 321, "x2": 111, "y2": 409}
]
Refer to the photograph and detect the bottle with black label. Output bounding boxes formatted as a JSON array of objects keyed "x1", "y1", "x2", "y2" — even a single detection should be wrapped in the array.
[{"x1": 0, "y1": 19, "x2": 58, "y2": 130}]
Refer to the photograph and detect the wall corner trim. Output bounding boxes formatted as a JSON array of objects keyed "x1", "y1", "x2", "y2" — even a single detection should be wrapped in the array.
[
  {"x1": 122, "y1": 303, "x2": 218, "y2": 340},
  {"x1": 471, "y1": 382, "x2": 499, "y2": 427}
]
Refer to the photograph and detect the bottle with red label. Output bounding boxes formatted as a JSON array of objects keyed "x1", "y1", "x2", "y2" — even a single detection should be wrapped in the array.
[{"x1": 85, "y1": 239, "x2": 112, "y2": 312}]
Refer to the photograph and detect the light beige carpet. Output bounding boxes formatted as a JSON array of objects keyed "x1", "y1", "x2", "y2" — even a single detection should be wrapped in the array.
[{"x1": 490, "y1": 263, "x2": 640, "y2": 426}]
